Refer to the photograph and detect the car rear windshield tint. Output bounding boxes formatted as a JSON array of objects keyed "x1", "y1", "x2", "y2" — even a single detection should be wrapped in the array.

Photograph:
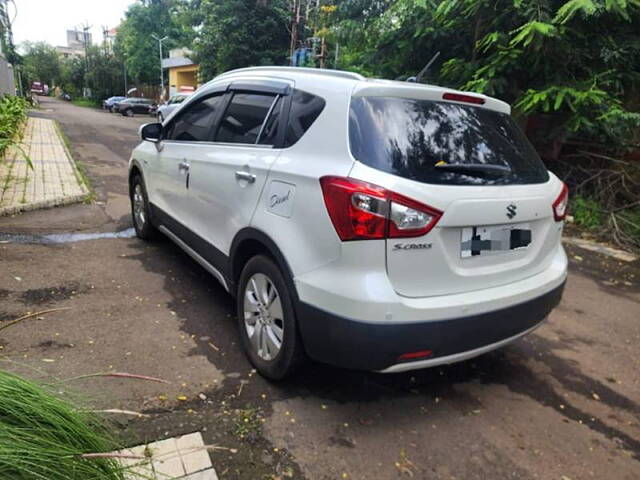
[{"x1": 349, "y1": 97, "x2": 549, "y2": 186}]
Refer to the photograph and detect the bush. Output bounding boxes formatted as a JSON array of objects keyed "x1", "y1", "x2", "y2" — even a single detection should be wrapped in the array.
[
  {"x1": 0, "y1": 370, "x2": 124, "y2": 480},
  {"x1": 572, "y1": 195, "x2": 605, "y2": 230},
  {"x1": 0, "y1": 95, "x2": 29, "y2": 161}
]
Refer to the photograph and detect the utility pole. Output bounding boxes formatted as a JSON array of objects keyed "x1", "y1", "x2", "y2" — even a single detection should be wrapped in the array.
[
  {"x1": 78, "y1": 22, "x2": 91, "y2": 96},
  {"x1": 151, "y1": 34, "x2": 168, "y2": 101}
]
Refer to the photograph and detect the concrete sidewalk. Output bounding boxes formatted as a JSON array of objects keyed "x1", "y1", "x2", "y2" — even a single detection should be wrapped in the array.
[{"x1": 0, "y1": 116, "x2": 88, "y2": 216}]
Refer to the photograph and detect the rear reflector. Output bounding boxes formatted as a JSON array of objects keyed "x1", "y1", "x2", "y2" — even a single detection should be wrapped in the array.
[
  {"x1": 442, "y1": 92, "x2": 485, "y2": 105},
  {"x1": 552, "y1": 183, "x2": 569, "y2": 222},
  {"x1": 398, "y1": 350, "x2": 434, "y2": 362},
  {"x1": 320, "y1": 176, "x2": 443, "y2": 241}
]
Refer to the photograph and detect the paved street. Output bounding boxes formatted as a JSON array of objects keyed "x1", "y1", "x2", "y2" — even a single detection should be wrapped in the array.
[{"x1": 1, "y1": 97, "x2": 639, "y2": 480}]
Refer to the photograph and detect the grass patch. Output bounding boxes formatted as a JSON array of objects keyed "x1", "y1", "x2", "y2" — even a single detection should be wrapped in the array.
[
  {"x1": 0, "y1": 370, "x2": 125, "y2": 480},
  {"x1": 54, "y1": 120, "x2": 96, "y2": 203},
  {"x1": 572, "y1": 195, "x2": 605, "y2": 230},
  {"x1": 232, "y1": 407, "x2": 264, "y2": 441},
  {"x1": 71, "y1": 98, "x2": 102, "y2": 109}
]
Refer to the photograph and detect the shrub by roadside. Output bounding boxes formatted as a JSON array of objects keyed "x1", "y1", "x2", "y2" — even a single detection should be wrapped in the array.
[
  {"x1": 0, "y1": 370, "x2": 124, "y2": 480},
  {"x1": 72, "y1": 98, "x2": 102, "y2": 109},
  {"x1": 0, "y1": 95, "x2": 29, "y2": 164}
]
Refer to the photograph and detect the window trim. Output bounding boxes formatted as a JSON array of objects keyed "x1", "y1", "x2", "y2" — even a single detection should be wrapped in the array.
[
  {"x1": 212, "y1": 91, "x2": 280, "y2": 147},
  {"x1": 162, "y1": 90, "x2": 229, "y2": 143},
  {"x1": 160, "y1": 80, "x2": 301, "y2": 149}
]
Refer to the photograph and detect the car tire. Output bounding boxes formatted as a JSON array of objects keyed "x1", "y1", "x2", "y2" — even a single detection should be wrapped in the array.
[
  {"x1": 237, "y1": 255, "x2": 305, "y2": 380},
  {"x1": 126, "y1": 109, "x2": 134, "y2": 117},
  {"x1": 130, "y1": 174, "x2": 157, "y2": 240}
]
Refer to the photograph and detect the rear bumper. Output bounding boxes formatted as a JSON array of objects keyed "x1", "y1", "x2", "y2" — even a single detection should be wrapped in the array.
[{"x1": 296, "y1": 281, "x2": 565, "y2": 372}]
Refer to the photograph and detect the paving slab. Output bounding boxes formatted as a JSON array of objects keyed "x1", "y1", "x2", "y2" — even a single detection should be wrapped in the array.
[
  {"x1": 0, "y1": 116, "x2": 88, "y2": 216},
  {"x1": 117, "y1": 431, "x2": 217, "y2": 480}
]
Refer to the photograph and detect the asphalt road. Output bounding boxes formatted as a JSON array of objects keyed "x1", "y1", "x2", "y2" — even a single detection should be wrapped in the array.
[{"x1": 1, "y1": 97, "x2": 639, "y2": 480}]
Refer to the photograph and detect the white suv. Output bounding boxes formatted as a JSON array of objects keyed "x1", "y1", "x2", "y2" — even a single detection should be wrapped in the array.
[{"x1": 129, "y1": 67, "x2": 568, "y2": 380}]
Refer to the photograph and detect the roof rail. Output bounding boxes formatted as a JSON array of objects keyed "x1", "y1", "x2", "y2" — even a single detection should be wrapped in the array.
[{"x1": 215, "y1": 66, "x2": 366, "y2": 82}]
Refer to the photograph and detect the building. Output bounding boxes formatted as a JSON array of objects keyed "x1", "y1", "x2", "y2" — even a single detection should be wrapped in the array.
[
  {"x1": 162, "y1": 48, "x2": 199, "y2": 98},
  {"x1": 103, "y1": 27, "x2": 117, "y2": 54},
  {"x1": 56, "y1": 29, "x2": 91, "y2": 59},
  {"x1": 0, "y1": 44, "x2": 15, "y2": 96},
  {"x1": 0, "y1": 0, "x2": 15, "y2": 95}
]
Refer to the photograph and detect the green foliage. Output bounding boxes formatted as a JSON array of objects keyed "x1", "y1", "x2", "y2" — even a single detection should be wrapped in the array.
[
  {"x1": 115, "y1": 0, "x2": 192, "y2": 85},
  {"x1": 336, "y1": 0, "x2": 640, "y2": 152},
  {"x1": 0, "y1": 95, "x2": 30, "y2": 167},
  {"x1": 195, "y1": 0, "x2": 290, "y2": 80},
  {"x1": 572, "y1": 195, "x2": 605, "y2": 229},
  {"x1": 72, "y1": 98, "x2": 102, "y2": 109},
  {"x1": 20, "y1": 42, "x2": 61, "y2": 88},
  {"x1": 0, "y1": 370, "x2": 124, "y2": 480}
]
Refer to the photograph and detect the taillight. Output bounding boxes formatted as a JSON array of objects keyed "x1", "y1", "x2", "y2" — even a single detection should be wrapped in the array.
[
  {"x1": 320, "y1": 176, "x2": 443, "y2": 241},
  {"x1": 552, "y1": 183, "x2": 569, "y2": 222}
]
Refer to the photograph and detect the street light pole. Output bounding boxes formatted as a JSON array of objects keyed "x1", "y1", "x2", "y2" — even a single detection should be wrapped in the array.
[{"x1": 151, "y1": 34, "x2": 168, "y2": 101}]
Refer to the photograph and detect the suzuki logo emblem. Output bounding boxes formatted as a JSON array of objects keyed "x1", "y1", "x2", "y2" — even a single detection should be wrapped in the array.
[{"x1": 506, "y1": 204, "x2": 517, "y2": 219}]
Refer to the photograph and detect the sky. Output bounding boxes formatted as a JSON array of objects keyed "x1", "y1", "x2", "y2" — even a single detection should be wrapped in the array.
[{"x1": 11, "y1": 0, "x2": 136, "y2": 48}]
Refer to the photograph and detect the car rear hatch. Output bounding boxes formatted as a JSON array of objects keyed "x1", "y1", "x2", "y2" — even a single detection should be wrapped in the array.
[{"x1": 348, "y1": 87, "x2": 566, "y2": 298}]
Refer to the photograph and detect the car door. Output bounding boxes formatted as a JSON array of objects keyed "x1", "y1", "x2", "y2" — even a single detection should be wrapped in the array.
[
  {"x1": 136, "y1": 100, "x2": 147, "y2": 114},
  {"x1": 185, "y1": 81, "x2": 289, "y2": 258},
  {"x1": 145, "y1": 91, "x2": 227, "y2": 229}
]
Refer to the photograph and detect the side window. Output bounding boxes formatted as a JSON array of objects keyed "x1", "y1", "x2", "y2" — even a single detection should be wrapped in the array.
[
  {"x1": 164, "y1": 94, "x2": 226, "y2": 142},
  {"x1": 216, "y1": 93, "x2": 276, "y2": 144},
  {"x1": 258, "y1": 96, "x2": 283, "y2": 146},
  {"x1": 284, "y1": 89, "x2": 326, "y2": 147}
]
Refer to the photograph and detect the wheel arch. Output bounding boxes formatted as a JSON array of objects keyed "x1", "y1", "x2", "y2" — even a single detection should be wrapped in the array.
[{"x1": 229, "y1": 228, "x2": 298, "y2": 302}]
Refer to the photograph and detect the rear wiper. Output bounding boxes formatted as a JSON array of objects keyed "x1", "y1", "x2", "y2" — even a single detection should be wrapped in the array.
[{"x1": 434, "y1": 163, "x2": 512, "y2": 176}]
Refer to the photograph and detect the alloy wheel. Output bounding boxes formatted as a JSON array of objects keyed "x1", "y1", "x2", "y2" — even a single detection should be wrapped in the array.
[
  {"x1": 243, "y1": 273, "x2": 284, "y2": 361},
  {"x1": 132, "y1": 183, "x2": 146, "y2": 230}
]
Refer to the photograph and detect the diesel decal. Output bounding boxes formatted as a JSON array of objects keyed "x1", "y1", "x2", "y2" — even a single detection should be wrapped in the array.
[
  {"x1": 393, "y1": 243, "x2": 433, "y2": 251},
  {"x1": 270, "y1": 190, "x2": 291, "y2": 208}
]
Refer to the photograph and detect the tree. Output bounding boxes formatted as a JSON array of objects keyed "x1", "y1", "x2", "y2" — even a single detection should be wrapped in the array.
[
  {"x1": 194, "y1": 0, "x2": 290, "y2": 80},
  {"x1": 115, "y1": 0, "x2": 192, "y2": 85},
  {"x1": 20, "y1": 42, "x2": 61, "y2": 88}
]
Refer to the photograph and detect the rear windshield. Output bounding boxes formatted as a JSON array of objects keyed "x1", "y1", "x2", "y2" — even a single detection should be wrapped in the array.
[{"x1": 349, "y1": 96, "x2": 549, "y2": 186}]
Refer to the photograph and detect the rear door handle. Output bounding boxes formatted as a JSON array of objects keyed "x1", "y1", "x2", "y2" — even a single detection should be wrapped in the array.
[
  {"x1": 235, "y1": 171, "x2": 256, "y2": 184},
  {"x1": 179, "y1": 161, "x2": 190, "y2": 172}
]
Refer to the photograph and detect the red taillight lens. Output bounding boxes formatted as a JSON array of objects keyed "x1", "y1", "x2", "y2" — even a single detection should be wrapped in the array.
[
  {"x1": 552, "y1": 183, "x2": 569, "y2": 222},
  {"x1": 398, "y1": 350, "x2": 433, "y2": 362},
  {"x1": 442, "y1": 92, "x2": 485, "y2": 105},
  {"x1": 320, "y1": 176, "x2": 443, "y2": 241}
]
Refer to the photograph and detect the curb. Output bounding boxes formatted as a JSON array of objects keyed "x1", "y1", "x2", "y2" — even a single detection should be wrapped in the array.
[{"x1": 563, "y1": 237, "x2": 637, "y2": 263}]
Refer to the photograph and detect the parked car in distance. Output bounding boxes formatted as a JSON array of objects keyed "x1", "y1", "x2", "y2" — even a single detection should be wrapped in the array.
[
  {"x1": 103, "y1": 96, "x2": 126, "y2": 112},
  {"x1": 117, "y1": 98, "x2": 156, "y2": 117},
  {"x1": 30, "y1": 82, "x2": 46, "y2": 95},
  {"x1": 156, "y1": 93, "x2": 192, "y2": 122},
  {"x1": 129, "y1": 67, "x2": 568, "y2": 380}
]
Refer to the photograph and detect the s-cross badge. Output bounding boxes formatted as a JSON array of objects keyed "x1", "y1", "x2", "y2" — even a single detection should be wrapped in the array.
[{"x1": 506, "y1": 204, "x2": 517, "y2": 219}]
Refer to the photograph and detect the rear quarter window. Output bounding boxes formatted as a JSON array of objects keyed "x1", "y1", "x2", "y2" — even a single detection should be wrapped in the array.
[
  {"x1": 283, "y1": 89, "x2": 326, "y2": 147},
  {"x1": 349, "y1": 96, "x2": 549, "y2": 186}
]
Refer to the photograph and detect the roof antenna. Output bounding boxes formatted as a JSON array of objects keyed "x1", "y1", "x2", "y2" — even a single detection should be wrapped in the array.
[{"x1": 407, "y1": 51, "x2": 441, "y2": 83}]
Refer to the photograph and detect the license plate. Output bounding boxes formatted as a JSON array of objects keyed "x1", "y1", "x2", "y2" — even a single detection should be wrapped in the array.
[{"x1": 461, "y1": 223, "x2": 532, "y2": 258}]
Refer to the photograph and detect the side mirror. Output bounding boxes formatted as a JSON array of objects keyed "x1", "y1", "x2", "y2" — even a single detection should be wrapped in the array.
[{"x1": 140, "y1": 123, "x2": 162, "y2": 143}]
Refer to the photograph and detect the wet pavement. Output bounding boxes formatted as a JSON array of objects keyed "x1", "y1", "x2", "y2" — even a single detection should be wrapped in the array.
[{"x1": 0, "y1": 97, "x2": 639, "y2": 480}]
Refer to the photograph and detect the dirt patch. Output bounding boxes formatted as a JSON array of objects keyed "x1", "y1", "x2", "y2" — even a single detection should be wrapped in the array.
[
  {"x1": 19, "y1": 282, "x2": 91, "y2": 305},
  {"x1": 120, "y1": 393, "x2": 305, "y2": 480},
  {"x1": 565, "y1": 243, "x2": 639, "y2": 294}
]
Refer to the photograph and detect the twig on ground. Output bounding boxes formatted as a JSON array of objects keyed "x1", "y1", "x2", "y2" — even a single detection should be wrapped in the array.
[
  {"x1": 62, "y1": 372, "x2": 170, "y2": 384},
  {"x1": 0, "y1": 307, "x2": 71, "y2": 333}
]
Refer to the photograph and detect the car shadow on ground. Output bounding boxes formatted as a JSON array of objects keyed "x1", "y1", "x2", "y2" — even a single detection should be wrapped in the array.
[{"x1": 128, "y1": 234, "x2": 640, "y2": 459}]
